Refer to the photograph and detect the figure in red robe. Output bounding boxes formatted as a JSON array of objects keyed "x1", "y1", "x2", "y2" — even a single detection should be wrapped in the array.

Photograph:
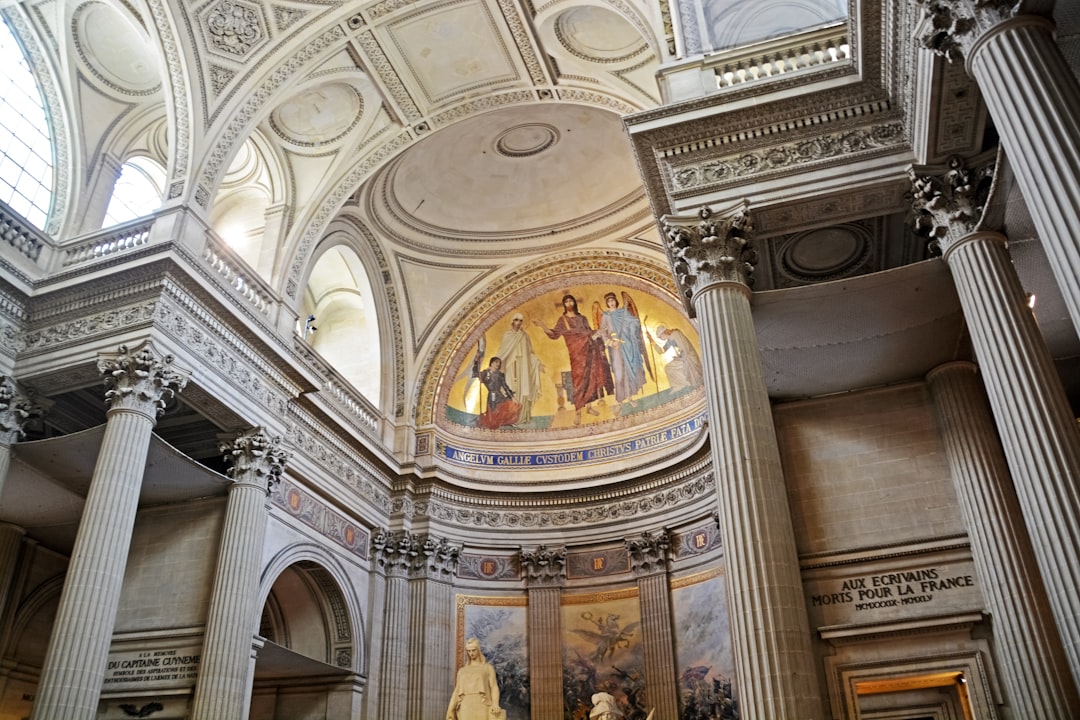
[{"x1": 535, "y1": 294, "x2": 614, "y2": 425}]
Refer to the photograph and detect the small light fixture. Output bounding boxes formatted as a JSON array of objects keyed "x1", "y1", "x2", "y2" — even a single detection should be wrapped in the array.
[{"x1": 303, "y1": 314, "x2": 318, "y2": 341}]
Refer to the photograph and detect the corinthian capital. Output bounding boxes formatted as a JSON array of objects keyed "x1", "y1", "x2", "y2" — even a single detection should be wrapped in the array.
[
  {"x1": 0, "y1": 377, "x2": 44, "y2": 444},
  {"x1": 220, "y1": 428, "x2": 289, "y2": 493},
  {"x1": 914, "y1": 0, "x2": 1023, "y2": 63},
  {"x1": 98, "y1": 341, "x2": 189, "y2": 418},
  {"x1": 909, "y1": 154, "x2": 996, "y2": 253},
  {"x1": 372, "y1": 529, "x2": 423, "y2": 577},
  {"x1": 626, "y1": 530, "x2": 670, "y2": 576},
  {"x1": 421, "y1": 535, "x2": 462, "y2": 579},
  {"x1": 520, "y1": 545, "x2": 566, "y2": 588},
  {"x1": 661, "y1": 201, "x2": 756, "y2": 316}
]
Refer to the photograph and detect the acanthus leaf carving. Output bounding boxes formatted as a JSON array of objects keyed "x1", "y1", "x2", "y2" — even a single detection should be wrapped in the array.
[{"x1": 662, "y1": 202, "x2": 757, "y2": 313}]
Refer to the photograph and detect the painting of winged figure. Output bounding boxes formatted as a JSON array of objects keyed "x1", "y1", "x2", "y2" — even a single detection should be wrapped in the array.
[
  {"x1": 446, "y1": 282, "x2": 703, "y2": 432},
  {"x1": 562, "y1": 595, "x2": 647, "y2": 720}
]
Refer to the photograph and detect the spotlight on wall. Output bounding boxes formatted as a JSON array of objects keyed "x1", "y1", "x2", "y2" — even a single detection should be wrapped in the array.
[{"x1": 304, "y1": 314, "x2": 318, "y2": 341}]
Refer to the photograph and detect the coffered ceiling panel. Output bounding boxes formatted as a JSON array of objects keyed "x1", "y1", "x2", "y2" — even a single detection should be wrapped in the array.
[{"x1": 385, "y1": 0, "x2": 521, "y2": 106}]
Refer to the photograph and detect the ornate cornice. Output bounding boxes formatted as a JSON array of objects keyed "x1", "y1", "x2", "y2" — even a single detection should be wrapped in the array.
[
  {"x1": 626, "y1": 529, "x2": 670, "y2": 576},
  {"x1": 221, "y1": 427, "x2": 290, "y2": 493},
  {"x1": 98, "y1": 341, "x2": 190, "y2": 418},
  {"x1": 661, "y1": 202, "x2": 756, "y2": 315},
  {"x1": 520, "y1": 544, "x2": 566, "y2": 587}
]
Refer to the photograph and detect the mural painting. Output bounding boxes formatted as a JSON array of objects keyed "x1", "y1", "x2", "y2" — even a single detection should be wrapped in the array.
[
  {"x1": 455, "y1": 595, "x2": 530, "y2": 720},
  {"x1": 445, "y1": 281, "x2": 703, "y2": 433},
  {"x1": 671, "y1": 570, "x2": 740, "y2": 719},
  {"x1": 561, "y1": 590, "x2": 646, "y2": 720}
]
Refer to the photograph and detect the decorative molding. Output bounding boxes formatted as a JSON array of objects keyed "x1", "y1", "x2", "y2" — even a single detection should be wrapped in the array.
[
  {"x1": 144, "y1": 0, "x2": 191, "y2": 184},
  {"x1": 672, "y1": 522, "x2": 722, "y2": 558},
  {"x1": 493, "y1": 0, "x2": 547, "y2": 85},
  {"x1": 665, "y1": 121, "x2": 905, "y2": 195},
  {"x1": 354, "y1": 30, "x2": 421, "y2": 121},
  {"x1": 273, "y1": 479, "x2": 373, "y2": 560},
  {"x1": 371, "y1": 529, "x2": 460, "y2": 579},
  {"x1": 566, "y1": 546, "x2": 630, "y2": 579},
  {"x1": 457, "y1": 554, "x2": 519, "y2": 580},
  {"x1": 200, "y1": 0, "x2": 267, "y2": 58},
  {"x1": 200, "y1": 26, "x2": 346, "y2": 193},
  {"x1": 0, "y1": 377, "x2": 45, "y2": 443}
]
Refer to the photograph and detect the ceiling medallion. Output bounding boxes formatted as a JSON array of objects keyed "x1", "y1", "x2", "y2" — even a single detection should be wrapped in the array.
[{"x1": 494, "y1": 124, "x2": 560, "y2": 158}]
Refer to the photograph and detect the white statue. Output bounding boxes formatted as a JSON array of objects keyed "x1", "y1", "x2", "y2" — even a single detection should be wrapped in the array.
[
  {"x1": 447, "y1": 637, "x2": 505, "y2": 720},
  {"x1": 589, "y1": 692, "x2": 624, "y2": 720}
]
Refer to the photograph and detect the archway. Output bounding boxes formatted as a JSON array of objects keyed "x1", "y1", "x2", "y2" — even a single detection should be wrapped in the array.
[{"x1": 250, "y1": 561, "x2": 362, "y2": 720}]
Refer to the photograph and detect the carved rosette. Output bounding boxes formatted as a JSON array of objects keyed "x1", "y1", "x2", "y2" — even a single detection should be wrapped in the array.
[
  {"x1": 0, "y1": 377, "x2": 43, "y2": 444},
  {"x1": 626, "y1": 530, "x2": 670, "y2": 576},
  {"x1": 98, "y1": 342, "x2": 190, "y2": 418},
  {"x1": 420, "y1": 535, "x2": 462, "y2": 580},
  {"x1": 520, "y1": 545, "x2": 567, "y2": 588},
  {"x1": 914, "y1": 0, "x2": 1021, "y2": 63},
  {"x1": 661, "y1": 202, "x2": 757, "y2": 315},
  {"x1": 909, "y1": 154, "x2": 995, "y2": 254},
  {"x1": 220, "y1": 427, "x2": 289, "y2": 493}
]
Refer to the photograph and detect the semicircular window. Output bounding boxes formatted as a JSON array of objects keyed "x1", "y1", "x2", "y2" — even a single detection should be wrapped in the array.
[
  {"x1": 0, "y1": 15, "x2": 54, "y2": 230},
  {"x1": 103, "y1": 156, "x2": 166, "y2": 227}
]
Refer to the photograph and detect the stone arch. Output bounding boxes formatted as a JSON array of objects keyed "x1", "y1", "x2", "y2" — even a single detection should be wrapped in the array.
[{"x1": 258, "y1": 541, "x2": 364, "y2": 673}]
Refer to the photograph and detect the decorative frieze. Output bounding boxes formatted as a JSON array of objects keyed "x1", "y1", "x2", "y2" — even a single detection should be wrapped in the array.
[
  {"x1": 273, "y1": 479, "x2": 371, "y2": 559},
  {"x1": 457, "y1": 554, "x2": 518, "y2": 580},
  {"x1": 520, "y1": 545, "x2": 566, "y2": 587},
  {"x1": 98, "y1": 342, "x2": 190, "y2": 417},
  {"x1": 566, "y1": 547, "x2": 630, "y2": 579},
  {"x1": 662, "y1": 203, "x2": 756, "y2": 313}
]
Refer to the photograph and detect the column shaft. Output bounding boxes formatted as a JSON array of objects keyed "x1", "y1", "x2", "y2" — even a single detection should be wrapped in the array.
[
  {"x1": 636, "y1": 573, "x2": 679, "y2": 719},
  {"x1": 362, "y1": 571, "x2": 387, "y2": 719},
  {"x1": 694, "y1": 282, "x2": 821, "y2": 720},
  {"x1": 928, "y1": 362, "x2": 1080, "y2": 716},
  {"x1": 967, "y1": 16, "x2": 1080, "y2": 337},
  {"x1": 190, "y1": 480, "x2": 272, "y2": 720},
  {"x1": 31, "y1": 408, "x2": 155, "y2": 719},
  {"x1": 527, "y1": 586, "x2": 563, "y2": 720},
  {"x1": 408, "y1": 576, "x2": 454, "y2": 720},
  {"x1": 0, "y1": 524, "x2": 24, "y2": 649},
  {"x1": 944, "y1": 232, "x2": 1080, "y2": 680},
  {"x1": 377, "y1": 574, "x2": 410, "y2": 718}
]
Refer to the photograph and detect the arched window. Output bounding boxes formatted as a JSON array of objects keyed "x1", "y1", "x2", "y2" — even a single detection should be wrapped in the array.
[
  {"x1": 0, "y1": 15, "x2": 54, "y2": 230},
  {"x1": 103, "y1": 156, "x2": 166, "y2": 227}
]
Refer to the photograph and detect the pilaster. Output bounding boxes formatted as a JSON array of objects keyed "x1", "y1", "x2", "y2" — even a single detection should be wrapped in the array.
[
  {"x1": 407, "y1": 534, "x2": 460, "y2": 720},
  {"x1": 662, "y1": 203, "x2": 823, "y2": 720},
  {"x1": 32, "y1": 342, "x2": 189, "y2": 720},
  {"x1": 626, "y1": 531, "x2": 679, "y2": 720},
  {"x1": 371, "y1": 529, "x2": 420, "y2": 719},
  {"x1": 191, "y1": 428, "x2": 289, "y2": 720},
  {"x1": 521, "y1": 545, "x2": 566, "y2": 720},
  {"x1": 0, "y1": 376, "x2": 44, "y2": 496}
]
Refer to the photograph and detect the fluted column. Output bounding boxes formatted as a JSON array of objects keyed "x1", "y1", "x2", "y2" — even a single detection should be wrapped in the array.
[
  {"x1": 191, "y1": 429, "x2": 289, "y2": 720},
  {"x1": 626, "y1": 531, "x2": 679, "y2": 720},
  {"x1": 917, "y1": 3, "x2": 1080, "y2": 336},
  {"x1": 0, "y1": 376, "x2": 44, "y2": 497},
  {"x1": 661, "y1": 204, "x2": 822, "y2": 720},
  {"x1": 913, "y1": 158, "x2": 1080, "y2": 682},
  {"x1": 0, "y1": 523, "x2": 24, "y2": 650},
  {"x1": 407, "y1": 535, "x2": 460, "y2": 720},
  {"x1": 520, "y1": 545, "x2": 566, "y2": 720},
  {"x1": 928, "y1": 362, "x2": 1080, "y2": 716},
  {"x1": 31, "y1": 342, "x2": 189, "y2": 720},
  {"x1": 372, "y1": 530, "x2": 419, "y2": 719}
]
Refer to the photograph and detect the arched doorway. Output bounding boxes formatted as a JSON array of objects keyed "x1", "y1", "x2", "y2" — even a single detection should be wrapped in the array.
[{"x1": 250, "y1": 561, "x2": 362, "y2": 720}]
